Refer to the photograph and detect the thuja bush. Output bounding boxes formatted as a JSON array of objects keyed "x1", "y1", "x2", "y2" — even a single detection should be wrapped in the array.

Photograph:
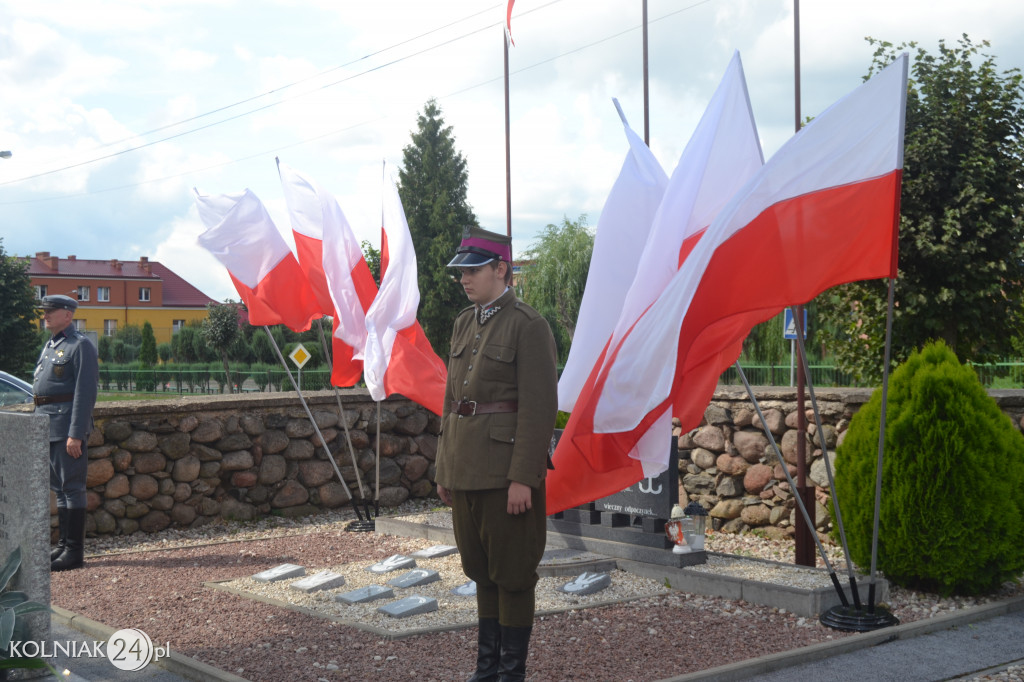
[{"x1": 834, "y1": 341, "x2": 1024, "y2": 595}]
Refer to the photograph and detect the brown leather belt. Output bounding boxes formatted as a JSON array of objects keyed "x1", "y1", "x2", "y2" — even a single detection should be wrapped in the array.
[
  {"x1": 451, "y1": 399, "x2": 518, "y2": 416},
  {"x1": 34, "y1": 393, "x2": 74, "y2": 406}
]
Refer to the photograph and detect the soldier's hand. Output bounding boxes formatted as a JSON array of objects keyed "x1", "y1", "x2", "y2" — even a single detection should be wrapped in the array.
[
  {"x1": 507, "y1": 481, "x2": 532, "y2": 515},
  {"x1": 66, "y1": 438, "x2": 83, "y2": 459},
  {"x1": 437, "y1": 484, "x2": 453, "y2": 506}
]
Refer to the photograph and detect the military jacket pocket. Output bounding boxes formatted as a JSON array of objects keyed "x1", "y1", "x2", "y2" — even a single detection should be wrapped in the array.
[
  {"x1": 481, "y1": 345, "x2": 516, "y2": 383},
  {"x1": 450, "y1": 343, "x2": 466, "y2": 359}
]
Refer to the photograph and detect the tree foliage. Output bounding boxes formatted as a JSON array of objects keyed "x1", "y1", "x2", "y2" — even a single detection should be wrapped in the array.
[
  {"x1": 139, "y1": 321, "x2": 158, "y2": 367},
  {"x1": 361, "y1": 240, "x2": 382, "y2": 287},
  {"x1": 201, "y1": 303, "x2": 240, "y2": 392},
  {"x1": 519, "y1": 215, "x2": 594, "y2": 359},
  {"x1": 398, "y1": 99, "x2": 479, "y2": 357},
  {"x1": 834, "y1": 341, "x2": 1024, "y2": 595},
  {"x1": 820, "y1": 36, "x2": 1024, "y2": 383},
  {"x1": 0, "y1": 239, "x2": 40, "y2": 377}
]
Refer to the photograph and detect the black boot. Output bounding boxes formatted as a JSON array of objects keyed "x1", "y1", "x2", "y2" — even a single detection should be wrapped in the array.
[
  {"x1": 497, "y1": 625, "x2": 532, "y2": 682},
  {"x1": 51, "y1": 508, "x2": 85, "y2": 572},
  {"x1": 51, "y1": 508, "x2": 69, "y2": 561},
  {"x1": 467, "y1": 618, "x2": 501, "y2": 682}
]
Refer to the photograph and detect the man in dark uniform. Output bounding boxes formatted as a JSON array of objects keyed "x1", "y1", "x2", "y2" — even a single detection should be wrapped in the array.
[
  {"x1": 435, "y1": 226, "x2": 558, "y2": 682},
  {"x1": 33, "y1": 294, "x2": 98, "y2": 572}
]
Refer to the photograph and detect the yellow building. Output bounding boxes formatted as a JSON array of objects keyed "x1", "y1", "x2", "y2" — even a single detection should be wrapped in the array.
[{"x1": 27, "y1": 253, "x2": 216, "y2": 344}]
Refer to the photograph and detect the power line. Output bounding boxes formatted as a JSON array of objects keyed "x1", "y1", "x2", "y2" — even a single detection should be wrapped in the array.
[{"x1": 0, "y1": 0, "x2": 713, "y2": 200}]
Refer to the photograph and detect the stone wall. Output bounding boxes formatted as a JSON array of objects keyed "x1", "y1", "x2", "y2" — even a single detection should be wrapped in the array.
[
  {"x1": 59, "y1": 386, "x2": 1024, "y2": 540},
  {"x1": 68, "y1": 390, "x2": 439, "y2": 539},
  {"x1": 677, "y1": 386, "x2": 1024, "y2": 539}
]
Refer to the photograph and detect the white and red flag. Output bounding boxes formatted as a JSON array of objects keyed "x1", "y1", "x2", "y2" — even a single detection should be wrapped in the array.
[
  {"x1": 362, "y1": 169, "x2": 447, "y2": 415},
  {"x1": 193, "y1": 188, "x2": 321, "y2": 332},
  {"x1": 547, "y1": 52, "x2": 763, "y2": 513},
  {"x1": 506, "y1": 0, "x2": 515, "y2": 45},
  {"x1": 557, "y1": 115, "x2": 669, "y2": 413},
  {"x1": 278, "y1": 162, "x2": 378, "y2": 387},
  {"x1": 548, "y1": 54, "x2": 908, "y2": 514}
]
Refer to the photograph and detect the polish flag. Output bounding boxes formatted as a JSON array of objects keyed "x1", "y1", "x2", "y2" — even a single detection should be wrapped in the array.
[
  {"x1": 278, "y1": 162, "x2": 378, "y2": 387},
  {"x1": 557, "y1": 113, "x2": 669, "y2": 414},
  {"x1": 194, "y1": 188, "x2": 321, "y2": 332},
  {"x1": 506, "y1": 0, "x2": 515, "y2": 45},
  {"x1": 550, "y1": 54, "x2": 909, "y2": 514},
  {"x1": 362, "y1": 170, "x2": 447, "y2": 415},
  {"x1": 547, "y1": 52, "x2": 763, "y2": 513}
]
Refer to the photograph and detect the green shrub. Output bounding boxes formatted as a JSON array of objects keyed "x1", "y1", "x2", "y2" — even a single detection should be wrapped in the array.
[{"x1": 834, "y1": 341, "x2": 1024, "y2": 595}]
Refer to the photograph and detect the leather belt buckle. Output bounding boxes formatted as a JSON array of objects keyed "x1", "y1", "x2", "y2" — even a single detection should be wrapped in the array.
[{"x1": 459, "y1": 399, "x2": 477, "y2": 416}]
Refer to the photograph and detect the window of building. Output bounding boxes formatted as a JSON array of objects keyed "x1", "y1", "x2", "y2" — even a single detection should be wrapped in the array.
[
  {"x1": 77, "y1": 286, "x2": 90, "y2": 301},
  {"x1": 139, "y1": 287, "x2": 151, "y2": 302},
  {"x1": 34, "y1": 285, "x2": 47, "y2": 299},
  {"x1": 104, "y1": 320, "x2": 117, "y2": 336},
  {"x1": 98, "y1": 287, "x2": 111, "y2": 302},
  {"x1": 73, "y1": 319, "x2": 86, "y2": 332},
  {"x1": 172, "y1": 320, "x2": 186, "y2": 334}
]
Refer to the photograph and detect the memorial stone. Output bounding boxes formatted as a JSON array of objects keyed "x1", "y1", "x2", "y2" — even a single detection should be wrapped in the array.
[
  {"x1": 386, "y1": 568, "x2": 440, "y2": 589},
  {"x1": 0, "y1": 411, "x2": 52, "y2": 675},
  {"x1": 451, "y1": 580, "x2": 477, "y2": 597},
  {"x1": 289, "y1": 571, "x2": 345, "y2": 593},
  {"x1": 377, "y1": 595, "x2": 438, "y2": 618},
  {"x1": 559, "y1": 572, "x2": 612, "y2": 596},
  {"x1": 252, "y1": 563, "x2": 305, "y2": 582},
  {"x1": 335, "y1": 585, "x2": 394, "y2": 604},
  {"x1": 366, "y1": 554, "x2": 416, "y2": 574},
  {"x1": 410, "y1": 544, "x2": 458, "y2": 559}
]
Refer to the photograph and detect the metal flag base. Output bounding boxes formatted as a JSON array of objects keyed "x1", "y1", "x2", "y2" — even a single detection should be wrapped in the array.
[
  {"x1": 345, "y1": 500, "x2": 380, "y2": 533},
  {"x1": 820, "y1": 604, "x2": 899, "y2": 632}
]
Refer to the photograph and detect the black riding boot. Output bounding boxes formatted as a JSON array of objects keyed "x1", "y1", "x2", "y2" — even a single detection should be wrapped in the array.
[
  {"x1": 51, "y1": 508, "x2": 85, "y2": 572},
  {"x1": 467, "y1": 618, "x2": 501, "y2": 682},
  {"x1": 51, "y1": 508, "x2": 69, "y2": 561},
  {"x1": 497, "y1": 625, "x2": 532, "y2": 682}
]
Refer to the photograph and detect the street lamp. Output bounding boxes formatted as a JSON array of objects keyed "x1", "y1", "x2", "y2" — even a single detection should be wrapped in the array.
[{"x1": 0, "y1": 151, "x2": 11, "y2": 159}]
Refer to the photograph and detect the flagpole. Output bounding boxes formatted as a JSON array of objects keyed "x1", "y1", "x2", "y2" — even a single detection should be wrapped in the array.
[
  {"x1": 503, "y1": 26, "x2": 512, "y2": 237},
  {"x1": 642, "y1": 0, "x2": 650, "y2": 145},
  {"x1": 262, "y1": 326, "x2": 366, "y2": 523},
  {"x1": 734, "y1": 361, "x2": 850, "y2": 607},
  {"x1": 790, "y1": 307, "x2": 862, "y2": 609},
  {"x1": 869, "y1": 278, "x2": 897, "y2": 608},
  {"x1": 314, "y1": 318, "x2": 369, "y2": 500}
]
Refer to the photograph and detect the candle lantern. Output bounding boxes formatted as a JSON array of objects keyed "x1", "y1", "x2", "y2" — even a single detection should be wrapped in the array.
[
  {"x1": 683, "y1": 501, "x2": 709, "y2": 551},
  {"x1": 664, "y1": 504, "x2": 695, "y2": 553}
]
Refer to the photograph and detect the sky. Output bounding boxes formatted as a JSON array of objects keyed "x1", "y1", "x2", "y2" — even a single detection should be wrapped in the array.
[{"x1": 2, "y1": 0, "x2": 1023, "y2": 303}]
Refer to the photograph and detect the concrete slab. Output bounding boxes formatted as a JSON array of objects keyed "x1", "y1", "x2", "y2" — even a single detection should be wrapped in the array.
[
  {"x1": 410, "y1": 545, "x2": 458, "y2": 559},
  {"x1": 366, "y1": 554, "x2": 416, "y2": 574},
  {"x1": 451, "y1": 580, "x2": 476, "y2": 597},
  {"x1": 335, "y1": 585, "x2": 394, "y2": 605},
  {"x1": 289, "y1": 571, "x2": 345, "y2": 593},
  {"x1": 559, "y1": 572, "x2": 612, "y2": 596},
  {"x1": 377, "y1": 596, "x2": 438, "y2": 618},
  {"x1": 386, "y1": 569, "x2": 441, "y2": 589},
  {"x1": 252, "y1": 563, "x2": 305, "y2": 582}
]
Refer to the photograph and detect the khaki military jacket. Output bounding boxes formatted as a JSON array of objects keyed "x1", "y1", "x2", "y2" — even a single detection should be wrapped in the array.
[{"x1": 435, "y1": 288, "x2": 558, "y2": 491}]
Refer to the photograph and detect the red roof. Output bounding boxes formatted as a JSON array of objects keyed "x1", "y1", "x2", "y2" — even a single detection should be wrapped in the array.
[{"x1": 26, "y1": 253, "x2": 216, "y2": 308}]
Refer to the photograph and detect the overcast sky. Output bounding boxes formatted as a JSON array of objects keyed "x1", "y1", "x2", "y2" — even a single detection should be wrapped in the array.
[{"x1": 2, "y1": 0, "x2": 1022, "y2": 303}]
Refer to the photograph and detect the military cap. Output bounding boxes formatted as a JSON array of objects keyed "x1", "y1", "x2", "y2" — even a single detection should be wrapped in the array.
[
  {"x1": 38, "y1": 294, "x2": 78, "y2": 312},
  {"x1": 447, "y1": 225, "x2": 513, "y2": 267}
]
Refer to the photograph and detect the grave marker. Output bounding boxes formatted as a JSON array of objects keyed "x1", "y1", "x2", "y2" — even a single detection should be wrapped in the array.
[
  {"x1": 366, "y1": 554, "x2": 416, "y2": 574},
  {"x1": 335, "y1": 585, "x2": 394, "y2": 604},
  {"x1": 252, "y1": 563, "x2": 305, "y2": 582},
  {"x1": 559, "y1": 572, "x2": 612, "y2": 596},
  {"x1": 387, "y1": 569, "x2": 440, "y2": 589},
  {"x1": 377, "y1": 595, "x2": 438, "y2": 618},
  {"x1": 289, "y1": 571, "x2": 345, "y2": 593}
]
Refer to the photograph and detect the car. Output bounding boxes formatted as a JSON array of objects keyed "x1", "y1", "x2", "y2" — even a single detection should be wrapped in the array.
[{"x1": 0, "y1": 370, "x2": 33, "y2": 407}]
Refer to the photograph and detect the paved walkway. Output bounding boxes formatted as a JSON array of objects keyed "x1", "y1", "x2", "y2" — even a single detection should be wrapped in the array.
[{"x1": 663, "y1": 598, "x2": 1024, "y2": 682}]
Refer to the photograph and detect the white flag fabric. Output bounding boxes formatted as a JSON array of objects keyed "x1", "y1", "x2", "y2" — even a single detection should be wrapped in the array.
[{"x1": 556, "y1": 119, "x2": 668, "y2": 413}]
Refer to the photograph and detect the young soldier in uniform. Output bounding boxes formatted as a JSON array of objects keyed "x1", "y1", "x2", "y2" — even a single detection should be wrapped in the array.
[
  {"x1": 33, "y1": 294, "x2": 99, "y2": 572},
  {"x1": 435, "y1": 226, "x2": 558, "y2": 682}
]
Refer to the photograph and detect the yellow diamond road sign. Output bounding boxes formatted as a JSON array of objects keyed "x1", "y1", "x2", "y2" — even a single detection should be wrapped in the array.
[{"x1": 288, "y1": 343, "x2": 311, "y2": 370}]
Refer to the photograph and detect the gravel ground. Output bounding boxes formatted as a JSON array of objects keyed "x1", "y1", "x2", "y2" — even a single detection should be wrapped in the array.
[{"x1": 51, "y1": 502, "x2": 1024, "y2": 682}]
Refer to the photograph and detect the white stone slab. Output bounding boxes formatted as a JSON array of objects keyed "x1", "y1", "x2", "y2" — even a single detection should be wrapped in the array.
[
  {"x1": 377, "y1": 595, "x2": 438, "y2": 618},
  {"x1": 252, "y1": 563, "x2": 305, "y2": 582},
  {"x1": 289, "y1": 570, "x2": 345, "y2": 593},
  {"x1": 410, "y1": 544, "x2": 459, "y2": 559},
  {"x1": 335, "y1": 585, "x2": 394, "y2": 605},
  {"x1": 559, "y1": 572, "x2": 612, "y2": 596},
  {"x1": 387, "y1": 569, "x2": 440, "y2": 589},
  {"x1": 366, "y1": 554, "x2": 416, "y2": 574},
  {"x1": 451, "y1": 580, "x2": 477, "y2": 597}
]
